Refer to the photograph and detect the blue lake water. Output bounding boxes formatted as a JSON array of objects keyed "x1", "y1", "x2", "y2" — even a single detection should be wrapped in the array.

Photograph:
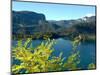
[{"x1": 12, "y1": 38, "x2": 96, "y2": 69}]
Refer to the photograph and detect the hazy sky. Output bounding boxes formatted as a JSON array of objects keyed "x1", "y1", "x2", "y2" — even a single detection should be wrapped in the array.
[{"x1": 12, "y1": 1, "x2": 96, "y2": 20}]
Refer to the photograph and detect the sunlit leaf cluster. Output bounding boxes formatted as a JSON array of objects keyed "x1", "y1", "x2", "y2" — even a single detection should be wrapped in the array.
[{"x1": 12, "y1": 37, "x2": 95, "y2": 74}]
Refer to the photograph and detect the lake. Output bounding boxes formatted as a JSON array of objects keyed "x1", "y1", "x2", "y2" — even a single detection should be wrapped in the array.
[{"x1": 12, "y1": 38, "x2": 96, "y2": 70}]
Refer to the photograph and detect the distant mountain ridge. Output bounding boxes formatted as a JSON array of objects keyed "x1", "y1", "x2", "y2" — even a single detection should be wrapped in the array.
[
  {"x1": 12, "y1": 11, "x2": 96, "y2": 39},
  {"x1": 48, "y1": 16, "x2": 96, "y2": 27}
]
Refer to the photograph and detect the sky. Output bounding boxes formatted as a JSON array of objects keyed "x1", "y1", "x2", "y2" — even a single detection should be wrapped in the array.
[{"x1": 12, "y1": 1, "x2": 96, "y2": 20}]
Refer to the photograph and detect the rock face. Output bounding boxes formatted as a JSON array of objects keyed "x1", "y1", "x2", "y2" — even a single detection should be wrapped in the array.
[
  {"x1": 13, "y1": 11, "x2": 46, "y2": 25},
  {"x1": 12, "y1": 11, "x2": 46, "y2": 34}
]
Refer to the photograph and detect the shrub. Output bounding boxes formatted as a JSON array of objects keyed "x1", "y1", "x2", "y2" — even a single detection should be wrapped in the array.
[{"x1": 12, "y1": 37, "x2": 95, "y2": 74}]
